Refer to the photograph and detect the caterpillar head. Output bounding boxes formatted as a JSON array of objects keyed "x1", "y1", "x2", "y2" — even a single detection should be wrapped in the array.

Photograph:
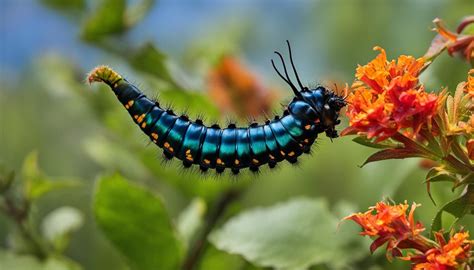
[
  {"x1": 272, "y1": 41, "x2": 346, "y2": 138},
  {"x1": 302, "y1": 87, "x2": 346, "y2": 138}
]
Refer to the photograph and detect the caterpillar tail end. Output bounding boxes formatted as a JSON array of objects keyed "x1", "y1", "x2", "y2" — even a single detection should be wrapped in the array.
[{"x1": 87, "y1": 65, "x2": 122, "y2": 86}]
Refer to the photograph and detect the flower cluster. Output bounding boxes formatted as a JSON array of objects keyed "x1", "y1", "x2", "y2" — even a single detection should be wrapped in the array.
[
  {"x1": 342, "y1": 47, "x2": 439, "y2": 142},
  {"x1": 207, "y1": 56, "x2": 276, "y2": 118},
  {"x1": 345, "y1": 201, "x2": 473, "y2": 269},
  {"x1": 343, "y1": 47, "x2": 473, "y2": 193},
  {"x1": 343, "y1": 18, "x2": 474, "y2": 268},
  {"x1": 344, "y1": 201, "x2": 428, "y2": 258}
]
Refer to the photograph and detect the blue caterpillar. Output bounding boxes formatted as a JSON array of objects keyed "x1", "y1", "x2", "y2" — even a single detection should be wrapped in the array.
[{"x1": 88, "y1": 42, "x2": 346, "y2": 174}]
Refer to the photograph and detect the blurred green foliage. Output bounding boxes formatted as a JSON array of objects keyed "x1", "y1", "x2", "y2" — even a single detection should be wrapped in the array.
[
  {"x1": 1, "y1": 0, "x2": 473, "y2": 270},
  {"x1": 94, "y1": 174, "x2": 183, "y2": 270},
  {"x1": 209, "y1": 198, "x2": 365, "y2": 269}
]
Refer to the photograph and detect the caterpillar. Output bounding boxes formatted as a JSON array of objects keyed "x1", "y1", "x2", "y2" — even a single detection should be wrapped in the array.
[{"x1": 87, "y1": 41, "x2": 346, "y2": 174}]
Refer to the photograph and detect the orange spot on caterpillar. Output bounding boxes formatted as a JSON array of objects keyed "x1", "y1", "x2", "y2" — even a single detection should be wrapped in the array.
[
  {"x1": 137, "y1": 114, "x2": 145, "y2": 123},
  {"x1": 217, "y1": 158, "x2": 223, "y2": 165},
  {"x1": 204, "y1": 159, "x2": 210, "y2": 165},
  {"x1": 304, "y1": 125, "x2": 311, "y2": 130},
  {"x1": 125, "y1": 100, "x2": 134, "y2": 109},
  {"x1": 234, "y1": 159, "x2": 240, "y2": 165},
  {"x1": 151, "y1": 133, "x2": 158, "y2": 140},
  {"x1": 288, "y1": 151, "x2": 295, "y2": 157},
  {"x1": 252, "y1": 158, "x2": 259, "y2": 164},
  {"x1": 280, "y1": 150, "x2": 286, "y2": 156},
  {"x1": 269, "y1": 154, "x2": 275, "y2": 160}
]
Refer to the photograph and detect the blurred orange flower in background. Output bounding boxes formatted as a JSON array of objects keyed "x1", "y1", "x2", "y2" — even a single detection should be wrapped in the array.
[
  {"x1": 207, "y1": 56, "x2": 277, "y2": 119},
  {"x1": 342, "y1": 47, "x2": 439, "y2": 142}
]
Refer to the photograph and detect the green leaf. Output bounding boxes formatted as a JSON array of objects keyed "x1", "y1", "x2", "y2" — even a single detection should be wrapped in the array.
[
  {"x1": 83, "y1": 135, "x2": 151, "y2": 180},
  {"x1": 81, "y1": 0, "x2": 127, "y2": 41},
  {"x1": 431, "y1": 185, "x2": 474, "y2": 233},
  {"x1": 0, "y1": 249, "x2": 81, "y2": 270},
  {"x1": 125, "y1": 0, "x2": 156, "y2": 27},
  {"x1": 0, "y1": 163, "x2": 15, "y2": 193},
  {"x1": 177, "y1": 198, "x2": 206, "y2": 248},
  {"x1": 198, "y1": 246, "x2": 248, "y2": 270},
  {"x1": 361, "y1": 148, "x2": 429, "y2": 167},
  {"x1": 94, "y1": 174, "x2": 184, "y2": 270},
  {"x1": 40, "y1": 0, "x2": 85, "y2": 12},
  {"x1": 41, "y1": 207, "x2": 84, "y2": 252},
  {"x1": 209, "y1": 197, "x2": 359, "y2": 270},
  {"x1": 424, "y1": 169, "x2": 459, "y2": 204},
  {"x1": 21, "y1": 152, "x2": 81, "y2": 201},
  {"x1": 159, "y1": 88, "x2": 220, "y2": 118},
  {"x1": 22, "y1": 151, "x2": 42, "y2": 181},
  {"x1": 352, "y1": 137, "x2": 397, "y2": 149},
  {"x1": 425, "y1": 168, "x2": 457, "y2": 183},
  {"x1": 128, "y1": 42, "x2": 176, "y2": 85},
  {"x1": 26, "y1": 179, "x2": 80, "y2": 202}
]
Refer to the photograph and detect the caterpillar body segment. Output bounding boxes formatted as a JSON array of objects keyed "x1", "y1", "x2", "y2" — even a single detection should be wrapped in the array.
[{"x1": 87, "y1": 42, "x2": 346, "y2": 174}]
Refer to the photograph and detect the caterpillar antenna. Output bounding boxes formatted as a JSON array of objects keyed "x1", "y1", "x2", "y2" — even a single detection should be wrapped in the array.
[
  {"x1": 286, "y1": 40, "x2": 305, "y2": 90},
  {"x1": 271, "y1": 59, "x2": 300, "y2": 97},
  {"x1": 273, "y1": 51, "x2": 301, "y2": 97}
]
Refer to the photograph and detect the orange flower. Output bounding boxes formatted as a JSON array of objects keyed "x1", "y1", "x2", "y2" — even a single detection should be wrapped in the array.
[
  {"x1": 410, "y1": 231, "x2": 472, "y2": 270},
  {"x1": 343, "y1": 47, "x2": 439, "y2": 141},
  {"x1": 347, "y1": 201, "x2": 474, "y2": 267},
  {"x1": 344, "y1": 201, "x2": 428, "y2": 258},
  {"x1": 343, "y1": 83, "x2": 397, "y2": 140},
  {"x1": 207, "y1": 56, "x2": 277, "y2": 118},
  {"x1": 355, "y1": 47, "x2": 425, "y2": 93},
  {"x1": 465, "y1": 69, "x2": 474, "y2": 99}
]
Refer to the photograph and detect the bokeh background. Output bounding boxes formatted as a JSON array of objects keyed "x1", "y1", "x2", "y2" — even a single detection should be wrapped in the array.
[{"x1": 1, "y1": 0, "x2": 473, "y2": 269}]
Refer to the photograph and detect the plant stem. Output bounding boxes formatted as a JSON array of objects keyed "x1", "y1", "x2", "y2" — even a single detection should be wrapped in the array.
[
  {"x1": 0, "y1": 196, "x2": 48, "y2": 259},
  {"x1": 181, "y1": 189, "x2": 241, "y2": 270}
]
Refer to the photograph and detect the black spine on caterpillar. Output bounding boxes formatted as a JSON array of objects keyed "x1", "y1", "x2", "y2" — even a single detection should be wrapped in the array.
[{"x1": 87, "y1": 41, "x2": 346, "y2": 174}]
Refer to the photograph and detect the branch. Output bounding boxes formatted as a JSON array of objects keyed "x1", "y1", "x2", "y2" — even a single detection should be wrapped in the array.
[{"x1": 181, "y1": 189, "x2": 241, "y2": 270}]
